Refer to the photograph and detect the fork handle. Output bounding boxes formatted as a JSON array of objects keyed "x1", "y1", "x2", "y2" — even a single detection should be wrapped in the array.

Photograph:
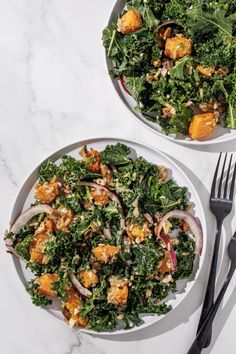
[
  {"x1": 196, "y1": 221, "x2": 223, "y2": 347},
  {"x1": 187, "y1": 264, "x2": 235, "y2": 354}
]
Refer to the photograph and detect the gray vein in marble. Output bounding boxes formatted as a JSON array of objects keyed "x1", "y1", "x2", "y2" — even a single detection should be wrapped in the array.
[
  {"x1": 25, "y1": 38, "x2": 36, "y2": 104},
  {"x1": 40, "y1": 0, "x2": 52, "y2": 32},
  {"x1": 0, "y1": 146, "x2": 19, "y2": 187},
  {"x1": 65, "y1": 333, "x2": 82, "y2": 354},
  {"x1": 24, "y1": 35, "x2": 42, "y2": 145}
]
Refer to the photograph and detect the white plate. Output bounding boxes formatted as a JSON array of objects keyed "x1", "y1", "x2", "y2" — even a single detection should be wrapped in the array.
[
  {"x1": 105, "y1": 0, "x2": 236, "y2": 146},
  {"x1": 10, "y1": 138, "x2": 207, "y2": 335}
]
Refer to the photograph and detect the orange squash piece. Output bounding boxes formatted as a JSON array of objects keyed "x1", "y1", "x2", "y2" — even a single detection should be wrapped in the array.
[
  {"x1": 189, "y1": 113, "x2": 217, "y2": 140},
  {"x1": 117, "y1": 9, "x2": 142, "y2": 34},
  {"x1": 35, "y1": 273, "x2": 58, "y2": 297},
  {"x1": 107, "y1": 276, "x2": 128, "y2": 308},
  {"x1": 86, "y1": 150, "x2": 101, "y2": 173},
  {"x1": 30, "y1": 232, "x2": 49, "y2": 263},
  {"x1": 164, "y1": 36, "x2": 192, "y2": 59},
  {"x1": 197, "y1": 65, "x2": 215, "y2": 77},
  {"x1": 35, "y1": 178, "x2": 59, "y2": 204},
  {"x1": 92, "y1": 245, "x2": 119, "y2": 263},
  {"x1": 79, "y1": 270, "x2": 99, "y2": 288},
  {"x1": 90, "y1": 190, "x2": 109, "y2": 206},
  {"x1": 64, "y1": 290, "x2": 88, "y2": 327}
]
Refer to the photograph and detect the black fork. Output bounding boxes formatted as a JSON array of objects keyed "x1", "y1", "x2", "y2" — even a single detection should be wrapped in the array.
[{"x1": 196, "y1": 153, "x2": 236, "y2": 348}]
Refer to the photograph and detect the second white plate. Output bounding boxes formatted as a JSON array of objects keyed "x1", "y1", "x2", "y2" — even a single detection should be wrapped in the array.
[{"x1": 105, "y1": 0, "x2": 236, "y2": 146}]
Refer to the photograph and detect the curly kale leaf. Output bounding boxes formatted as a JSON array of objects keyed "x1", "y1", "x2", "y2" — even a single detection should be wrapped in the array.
[
  {"x1": 132, "y1": 244, "x2": 163, "y2": 276},
  {"x1": 213, "y1": 75, "x2": 236, "y2": 129},
  {"x1": 15, "y1": 235, "x2": 32, "y2": 260},
  {"x1": 55, "y1": 195, "x2": 82, "y2": 213},
  {"x1": 101, "y1": 143, "x2": 131, "y2": 165},
  {"x1": 187, "y1": 4, "x2": 236, "y2": 40},
  {"x1": 127, "y1": 0, "x2": 159, "y2": 29},
  {"x1": 125, "y1": 76, "x2": 147, "y2": 106},
  {"x1": 39, "y1": 160, "x2": 58, "y2": 184},
  {"x1": 53, "y1": 276, "x2": 70, "y2": 301},
  {"x1": 58, "y1": 155, "x2": 100, "y2": 187},
  {"x1": 143, "y1": 177, "x2": 188, "y2": 214},
  {"x1": 169, "y1": 106, "x2": 193, "y2": 135},
  {"x1": 169, "y1": 57, "x2": 192, "y2": 80},
  {"x1": 103, "y1": 13, "x2": 161, "y2": 77},
  {"x1": 81, "y1": 277, "x2": 118, "y2": 331},
  {"x1": 173, "y1": 232, "x2": 195, "y2": 279},
  {"x1": 123, "y1": 311, "x2": 143, "y2": 329},
  {"x1": 11, "y1": 225, "x2": 35, "y2": 259}
]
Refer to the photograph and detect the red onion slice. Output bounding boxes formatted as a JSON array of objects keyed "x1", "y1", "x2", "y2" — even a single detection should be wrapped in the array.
[
  {"x1": 119, "y1": 76, "x2": 131, "y2": 96},
  {"x1": 78, "y1": 181, "x2": 125, "y2": 229},
  {"x1": 5, "y1": 238, "x2": 16, "y2": 255},
  {"x1": 69, "y1": 272, "x2": 92, "y2": 298},
  {"x1": 103, "y1": 227, "x2": 112, "y2": 239},
  {"x1": 144, "y1": 213, "x2": 154, "y2": 225},
  {"x1": 10, "y1": 204, "x2": 53, "y2": 235},
  {"x1": 160, "y1": 233, "x2": 177, "y2": 269},
  {"x1": 6, "y1": 204, "x2": 52, "y2": 255},
  {"x1": 157, "y1": 210, "x2": 203, "y2": 255}
]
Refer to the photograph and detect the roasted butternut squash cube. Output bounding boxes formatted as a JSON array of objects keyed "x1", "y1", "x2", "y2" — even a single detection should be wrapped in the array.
[
  {"x1": 30, "y1": 232, "x2": 49, "y2": 264},
  {"x1": 35, "y1": 273, "x2": 58, "y2": 297},
  {"x1": 117, "y1": 9, "x2": 142, "y2": 34},
  {"x1": 79, "y1": 270, "x2": 99, "y2": 288},
  {"x1": 197, "y1": 65, "x2": 215, "y2": 77},
  {"x1": 127, "y1": 222, "x2": 151, "y2": 243},
  {"x1": 92, "y1": 245, "x2": 119, "y2": 263},
  {"x1": 107, "y1": 276, "x2": 128, "y2": 308},
  {"x1": 80, "y1": 147, "x2": 101, "y2": 173},
  {"x1": 63, "y1": 290, "x2": 88, "y2": 327},
  {"x1": 189, "y1": 113, "x2": 217, "y2": 140},
  {"x1": 164, "y1": 36, "x2": 192, "y2": 59},
  {"x1": 35, "y1": 178, "x2": 59, "y2": 204}
]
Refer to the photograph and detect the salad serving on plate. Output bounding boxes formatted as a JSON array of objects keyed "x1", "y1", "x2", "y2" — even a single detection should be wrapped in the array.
[
  {"x1": 103, "y1": 0, "x2": 236, "y2": 141},
  {"x1": 5, "y1": 143, "x2": 203, "y2": 331}
]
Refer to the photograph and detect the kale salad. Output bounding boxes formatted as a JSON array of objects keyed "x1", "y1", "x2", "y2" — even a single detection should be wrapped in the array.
[
  {"x1": 5, "y1": 143, "x2": 203, "y2": 331},
  {"x1": 103, "y1": 0, "x2": 236, "y2": 140}
]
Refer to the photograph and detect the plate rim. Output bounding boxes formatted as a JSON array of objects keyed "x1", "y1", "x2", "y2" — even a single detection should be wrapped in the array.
[
  {"x1": 104, "y1": 1, "x2": 236, "y2": 146},
  {"x1": 9, "y1": 137, "x2": 207, "y2": 335}
]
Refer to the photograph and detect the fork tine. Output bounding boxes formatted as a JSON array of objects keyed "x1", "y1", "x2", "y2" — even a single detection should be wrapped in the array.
[
  {"x1": 229, "y1": 161, "x2": 236, "y2": 201},
  {"x1": 211, "y1": 153, "x2": 222, "y2": 199},
  {"x1": 217, "y1": 153, "x2": 227, "y2": 198},
  {"x1": 224, "y1": 154, "x2": 233, "y2": 198}
]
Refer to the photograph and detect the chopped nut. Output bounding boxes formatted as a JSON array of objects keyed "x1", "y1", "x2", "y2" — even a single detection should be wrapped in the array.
[
  {"x1": 157, "y1": 165, "x2": 168, "y2": 182},
  {"x1": 153, "y1": 59, "x2": 161, "y2": 68},
  {"x1": 162, "y1": 104, "x2": 176, "y2": 118},
  {"x1": 50, "y1": 207, "x2": 74, "y2": 233},
  {"x1": 101, "y1": 164, "x2": 113, "y2": 185},
  {"x1": 161, "y1": 274, "x2": 173, "y2": 284},
  {"x1": 217, "y1": 67, "x2": 229, "y2": 76},
  {"x1": 145, "y1": 289, "x2": 152, "y2": 298},
  {"x1": 146, "y1": 73, "x2": 155, "y2": 81}
]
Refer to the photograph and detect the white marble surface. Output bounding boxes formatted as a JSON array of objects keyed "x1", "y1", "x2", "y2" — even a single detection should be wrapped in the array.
[{"x1": 0, "y1": 1, "x2": 236, "y2": 353}]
